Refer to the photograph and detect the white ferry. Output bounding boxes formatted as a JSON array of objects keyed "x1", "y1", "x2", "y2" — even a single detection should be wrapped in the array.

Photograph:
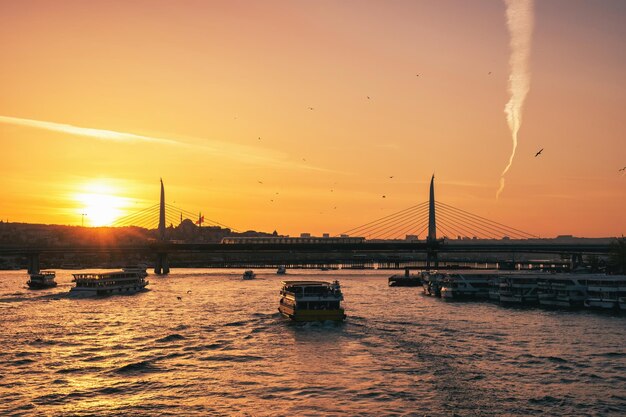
[
  {"x1": 499, "y1": 274, "x2": 541, "y2": 305},
  {"x1": 439, "y1": 271, "x2": 496, "y2": 300},
  {"x1": 70, "y1": 271, "x2": 148, "y2": 296},
  {"x1": 584, "y1": 275, "x2": 626, "y2": 310},
  {"x1": 537, "y1": 274, "x2": 589, "y2": 308},
  {"x1": 278, "y1": 280, "x2": 346, "y2": 322},
  {"x1": 27, "y1": 271, "x2": 57, "y2": 289},
  {"x1": 242, "y1": 270, "x2": 256, "y2": 280}
]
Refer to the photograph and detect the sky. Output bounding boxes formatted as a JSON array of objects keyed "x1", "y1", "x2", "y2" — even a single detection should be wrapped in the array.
[{"x1": 0, "y1": 0, "x2": 624, "y2": 237}]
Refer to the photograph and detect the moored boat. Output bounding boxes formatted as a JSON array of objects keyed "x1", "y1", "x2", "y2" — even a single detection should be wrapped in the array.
[
  {"x1": 422, "y1": 271, "x2": 443, "y2": 296},
  {"x1": 499, "y1": 274, "x2": 541, "y2": 305},
  {"x1": 389, "y1": 269, "x2": 422, "y2": 287},
  {"x1": 278, "y1": 280, "x2": 346, "y2": 322},
  {"x1": 584, "y1": 275, "x2": 626, "y2": 310},
  {"x1": 27, "y1": 271, "x2": 57, "y2": 289},
  {"x1": 242, "y1": 270, "x2": 256, "y2": 280},
  {"x1": 439, "y1": 271, "x2": 494, "y2": 300},
  {"x1": 537, "y1": 274, "x2": 589, "y2": 308},
  {"x1": 70, "y1": 271, "x2": 148, "y2": 296},
  {"x1": 276, "y1": 266, "x2": 287, "y2": 275}
]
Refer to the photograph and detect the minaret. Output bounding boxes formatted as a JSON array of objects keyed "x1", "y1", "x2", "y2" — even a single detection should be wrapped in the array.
[
  {"x1": 158, "y1": 178, "x2": 166, "y2": 241},
  {"x1": 427, "y1": 174, "x2": 437, "y2": 242}
]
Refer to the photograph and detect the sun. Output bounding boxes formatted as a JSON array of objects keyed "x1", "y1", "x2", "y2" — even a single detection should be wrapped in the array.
[{"x1": 74, "y1": 181, "x2": 130, "y2": 227}]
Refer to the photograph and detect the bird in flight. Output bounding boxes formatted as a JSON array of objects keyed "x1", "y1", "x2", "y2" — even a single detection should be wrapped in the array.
[
  {"x1": 258, "y1": 137, "x2": 261, "y2": 140},
  {"x1": 258, "y1": 181, "x2": 264, "y2": 184},
  {"x1": 619, "y1": 166, "x2": 626, "y2": 172},
  {"x1": 382, "y1": 195, "x2": 386, "y2": 198},
  {"x1": 389, "y1": 176, "x2": 394, "y2": 179},
  {"x1": 177, "y1": 296, "x2": 182, "y2": 301},
  {"x1": 535, "y1": 148, "x2": 544, "y2": 157},
  {"x1": 308, "y1": 107, "x2": 314, "y2": 110},
  {"x1": 367, "y1": 96, "x2": 371, "y2": 100},
  {"x1": 488, "y1": 71, "x2": 492, "y2": 75}
]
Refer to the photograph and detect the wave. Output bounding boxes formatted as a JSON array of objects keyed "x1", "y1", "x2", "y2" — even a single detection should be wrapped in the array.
[{"x1": 156, "y1": 333, "x2": 186, "y2": 343}]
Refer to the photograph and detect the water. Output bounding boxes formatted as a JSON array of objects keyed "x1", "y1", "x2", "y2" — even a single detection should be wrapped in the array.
[{"x1": 1, "y1": 269, "x2": 624, "y2": 416}]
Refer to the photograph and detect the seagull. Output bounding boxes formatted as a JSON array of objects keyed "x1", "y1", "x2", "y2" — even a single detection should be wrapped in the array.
[
  {"x1": 258, "y1": 137, "x2": 261, "y2": 140},
  {"x1": 619, "y1": 166, "x2": 626, "y2": 172},
  {"x1": 302, "y1": 158, "x2": 306, "y2": 162},
  {"x1": 382, "y1": 195, "x2": 386, "y2": 198},
  {"x1": 488, "y1": 71, "x2": 492, "y2": 75},
  {"x1": 416, "y1": 74, "x2": 420, "y2": 77},
  {"x1": 367, "y1": 96, "x2": 371, "y2": 100},
  {"x1": 177, "y1": 296, "x2": 182, "y2": 301},
  {"x1": 389, "y1": 176, "x2": 394, "y2": 179},
  {"x1": 308, "y1": 107, "x2": 314, "y2": 110},
  {"x1": 186, "y1": 290, "x2": 192, "y2": 294},
  {"x1": 258, "y1": 181, "x2": 264, "y2": 184},
  {"x1": 535, "y1": 148, "x2": 544, "y2": 157}
]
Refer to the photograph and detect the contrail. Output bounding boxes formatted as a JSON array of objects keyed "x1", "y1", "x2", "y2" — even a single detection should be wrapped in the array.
[{"x1": 496, "y1": 0, "x2": 534, "y2": 199}]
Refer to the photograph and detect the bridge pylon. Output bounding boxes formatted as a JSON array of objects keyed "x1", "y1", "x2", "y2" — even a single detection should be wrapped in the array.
[
  {"x1": 426, "y1": 174, "x2": 439, "y2": 269},
  {"x1": 155, "y1": 179, "x2": 170, "y2": 275}
]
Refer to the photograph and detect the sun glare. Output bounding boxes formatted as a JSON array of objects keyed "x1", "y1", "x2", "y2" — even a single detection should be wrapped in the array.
[{"x1": 74, "y1": 181, "x2": 131, "y2": 227}]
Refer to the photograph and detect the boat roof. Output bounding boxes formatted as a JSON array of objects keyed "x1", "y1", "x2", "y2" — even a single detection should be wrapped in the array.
[{"x1": 281, "y1": 280, "x2": 333, "y2": 287}]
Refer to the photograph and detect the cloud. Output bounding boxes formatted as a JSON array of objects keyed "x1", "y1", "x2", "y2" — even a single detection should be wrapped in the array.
[{"x1": 0, "y1": 115, "x2": 341, "y2": 173}]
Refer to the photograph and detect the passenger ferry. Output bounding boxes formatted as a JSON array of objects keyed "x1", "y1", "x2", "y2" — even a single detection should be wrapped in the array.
[
  {"x1": 584, "y1": 275, "x2": 626, "y2": 310},
  {"x1": 278, "y1": 280, "x2": 346, "y2": 322},
  {"x1": 499, "y1": 274, "x2": 541, "y2": 305},
  {"x1": 242, "y1": 270, "x2": 256, "y2": 280},
  {"x1": 70, "y1": 271, "x2": 148, "y2": 296},
  {"x1": 537, "y1": 274, "x2": 589, "y2": 308},
  {"x1": 27, "y1": 271, "x2": 57, "y2": 289},
  {"x1": 439, "y1": 271, "x2": 495, "y2": 300}
]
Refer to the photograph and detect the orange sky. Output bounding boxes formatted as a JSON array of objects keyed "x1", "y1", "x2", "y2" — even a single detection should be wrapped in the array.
[{"x1": 1, "y1": 0, "x2": 624, "y2": 237}]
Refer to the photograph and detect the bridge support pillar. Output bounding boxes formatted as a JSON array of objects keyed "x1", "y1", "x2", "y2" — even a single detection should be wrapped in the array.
[
  {"x1": 155, "y1": 253, "x2": 170, "y2": 275},
  {"x1": 426, "y1": 250, "x2": 438, "y2": 270},
  {"x1": 570, "y1": 253, "x2": 583, "y2": 270},
  {"x1": 27, "y1": 253, "x2": 40, "y2": 274}
]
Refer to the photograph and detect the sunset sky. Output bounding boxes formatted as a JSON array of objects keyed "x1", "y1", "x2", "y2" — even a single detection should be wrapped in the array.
[{"x1": 1, "y1": 0, "x2": 624, "y2": 237}]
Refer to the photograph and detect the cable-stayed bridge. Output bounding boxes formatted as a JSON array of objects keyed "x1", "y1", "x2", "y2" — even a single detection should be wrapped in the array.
[{"x1": 1, "y1": 177, "x2": 614, "y2": 274}]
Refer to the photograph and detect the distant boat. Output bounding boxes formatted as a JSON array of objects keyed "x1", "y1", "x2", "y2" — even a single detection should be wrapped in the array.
[
  {"x1": 276, "y1": 266, "x2": 287, "y2": 275},
  {"x1": 71, "y1": 271, "x2": 148, "y2": 296},
  {"x1": 122, "y1": 265, "x2": 148, "y2": 278},
  {"x1": 27, "y1": 271, "x2": 57, "y2": 289},
  {"x1": 242, "y1": 270, "x2": 256, "y2": 280}
]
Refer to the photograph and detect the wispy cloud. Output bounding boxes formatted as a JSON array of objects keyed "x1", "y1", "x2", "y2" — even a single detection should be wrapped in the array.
[{"x1": 0, "y1": 115, "x2": 342, "y2": 173}]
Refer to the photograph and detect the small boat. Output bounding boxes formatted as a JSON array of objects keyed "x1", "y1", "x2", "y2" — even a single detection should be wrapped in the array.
[
  {"x1": 279, "y1": 280, "x2": 346, "y2": 322},
  {"x1": 276, "y1": 266, "x2": 287, "y2": 275},
  {"x1": 388, "y1": 270, "x2": 422, "y2": 287},
  {"x1": 27, "y1": 271, "x2": 57, "y2": 289},
  {"x1": 70, "y1": 271, "x2": 148, "y2": 296},
  {"x1": 242, "y1": 270, "x2": 256, "y2": 280}
]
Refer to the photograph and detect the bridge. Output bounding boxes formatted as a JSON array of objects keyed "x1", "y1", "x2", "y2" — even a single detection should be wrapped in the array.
[{"x1": 1, "y1": 177, "x2": 615, "y2": 274}]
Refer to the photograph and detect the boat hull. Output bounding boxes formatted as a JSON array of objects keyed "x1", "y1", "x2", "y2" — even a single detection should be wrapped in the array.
[
  {"x1": 278, "y1": 305, "x2": 345, "y2": 322},
  {"x1": 70, "y1": 283, "x2": 148, "y2": 297},
  {"x1": 27, "y1": 281, "x2": 57, "y2": 289}
]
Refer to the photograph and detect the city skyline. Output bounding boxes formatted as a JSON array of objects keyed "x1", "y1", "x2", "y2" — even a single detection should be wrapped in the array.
[{"x1": 1, "y1": 0, "x2": 625, "y2": 237}]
